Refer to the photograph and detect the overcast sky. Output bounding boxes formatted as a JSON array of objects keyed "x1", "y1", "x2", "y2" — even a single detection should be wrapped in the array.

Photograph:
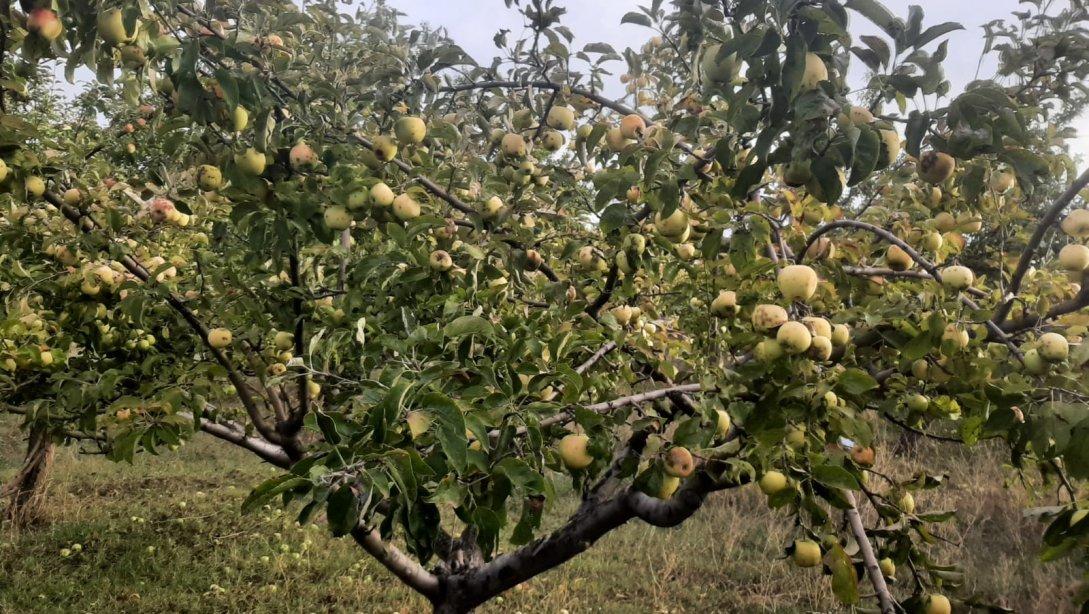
[{"x1": 390, "y1": 0, "x2": 1087, "y2": 157}]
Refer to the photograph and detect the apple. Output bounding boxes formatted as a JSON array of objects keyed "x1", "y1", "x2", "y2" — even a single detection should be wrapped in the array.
[
  {"x1": 1059, "y1": 244, "x2": 1089, "y2": 271},
  {"x1": 715, "y1": 410, "x2": 731, "y2": 439},
  {"x1": 907, "y1": 393, "x2": 930, "y2": 412},
  {"x1": 323, "y1": 206, "x2": 352, "y2": 231},
  {"x1": 700, "y1": 44, "x2": 739, "y2": 83},
  {"x1": 654, "y1": 208, "x2": 689, "y2": 238},
  {"x1": 1023, "y1": 348, "x2": 1048, "y2": 375},
  {"x1": 922, "y1": 231, "x2": 944, "y2": 252},
  {"x1": 371, "y1": 182, "x2": 396, "y2": 207},
  {"x1": 289, "y1": 141, "x2": 318, "y2": 170},
  {"x1": 196, "y1": 165, "x2": 223, "y2": 191},
  {"x1": 801, "y1": 317, "x2": 831, "y2": 339},
  {"x1": 619, "y1": 114, "x2": 646, "y2": 139},
  {"x1": 886, "y1": 244, "x2": 913, "y2": 271},
  {"x1": 848, "y1": 106, "x2": 874, "y2": 125},
  {"x1": 800, "y1": 53, "x2": 828, "y2": 89},
  {"x1": 0, "y1": 159, "x2": 7, "y2": 182},
  {"x1": 656, "y1": 475, "x2": 682, "y2": 499},
  {"x1": 25, "y1": 176, "x2": 46, "y2": 199},
  {"x1": 755, "y1": 338, "x2": 784, "y2": 362},
  {"x1": 1061, "y1": 209, "x2": 1089, "y2": 239},
  {"x1": 231, "y1": 106, "x2": 249, "y2": 132},
  {"x1": 878, "y1": 129, "x2": 901, "y2": 167},
  {"x1": 899, "y1": 492, "x2": 916, "y2": 514},
  {"x1": 429, "y1": 250, "x2": 453, "y2": 272},
  {"x1": 934, "y1": 212, "x2": 957, "y2": 232},
  {"x1": 97, "y1": 8, "x2": 132, "y2": 45},
  {"x1": 605, "y1": 127, "x2": 630, "y2": 152},
  {"x1": 120, "y1": 45, "x2": 146, "y2": 68},
  {"x1": 752, "y1": 304, "x2": 788, "y2": 331},
  {"x1": 674, "y1": 243, "x2": 697, "y2": 260},
  {"x1": 268, "y1": 363, "x2": 287, "y2": 376},
  {"x1": 149, "y1": 198, "x2": 176, "y2": 223},
  {"x1": 989, "y1": 169, "x2": 1015, "y2": 192},
  {"x1": 918, "y1": 151, "x2": 956, "y2": 184},
  {"x1": 711, "y1": 290, "x2": 739, "y2": 317},
  {"x1": 500, "y1": 133, "x2": 527, "y2": 158},
  {"x1": 663, "y1": 447, "x2": 695, "y2": 478},
  {"x1": 808, "y1": 335, "x2": 832, "y2": 361},
  {"x1": 391, "y1": 194, "x2": 421, "y2": 220},
  {"x1": 372, "y1": 136, "x2": 398, "y2": 161},
  {"x1": 805, "y1": 237, "x2": 836, "y2": 260},
  {"x1": 207, "y1": 328, "x2": 232, "y2": 349},
  {"x1": 785, "y1": 426, "x2": 806, "y2": 448},
  {"x1": 793, "y1": 539, "x2": 822, "y2": 567},
  {"x1": 557, "y1": 434, "x2": 593, "y2": 470},
  {"x1": 235, "y1": 148, "x2": 267, "y2": 176},
  {"x1": 940, "y1": 265, "x2": 974, "y2": 291},
  {"x1": 546, "y1": 105, "x2": 576, "y2": 131},
  {"x1": 274, "y1": 331, "x2": 295, "y2": 351},
  {"x1": 957, "y1": 213, "x2": 983, "y2": 233},
  {"x1": 879, "y1": 558, "x2": 896, "y2": 578},
  {"x1": 307, "y1": 379, "x2": 321, "y2": 398},
  {"x1": 395, "y1": 116, "x2": 427, "y2": 145},
  {"x1": 851, "y1": 446, "x2": 876, "y2": 467},
  {"x1": 777, "y1": 321, "x2": 812, "y2": 354},
  {"x1": 924, "y1": 594, "x2": 951, "y2": 614},
  {"x1": 758, "y1": 470, "x2": 788, "y2": 495},
  {"x1": 942, "y1": 324, "x2": 969, "y2": 350},
  {"x1": 778, "y1": 264, "x2": 818, "y2": 302},
  {"x1": 540, "y1": 130, "x2": 565, "y2": 151},
  {"x1": 27, "y1": 8, "x2": 63, "y2": 42},
  {"x1": 1038, "y1": 332, "x2": 1069, "y2": 361},
  {"x1": 63, "y1": 188, "x2": 83, "y2": 206}
]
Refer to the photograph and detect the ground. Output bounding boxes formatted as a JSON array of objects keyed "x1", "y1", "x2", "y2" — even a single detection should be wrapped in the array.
[{"x1": 0, "y1": 416, "x2": 1079, "y2": 613}]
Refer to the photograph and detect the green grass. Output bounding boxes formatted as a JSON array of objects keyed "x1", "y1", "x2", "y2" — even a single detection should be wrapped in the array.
[{"x1": 0, "y1": 417, "x2": 1080, "y2": 613}]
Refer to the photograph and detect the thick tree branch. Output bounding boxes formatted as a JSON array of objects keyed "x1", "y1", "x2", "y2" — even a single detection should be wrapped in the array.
[
  {"x1": 844, "y1": 491, "x2": 897, "y2": 614},
  {"x1": 350, "y1": 525, "x2": 441, "y2": 600},
  {"x1": 179, "y1": 411, "x2": 292, "y2": 467},
  {"x1": 997, "y1": 270, "x2": 1089, "y2": 334}
]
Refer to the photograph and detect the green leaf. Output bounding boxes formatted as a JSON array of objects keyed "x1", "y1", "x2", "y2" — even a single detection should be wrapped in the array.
[
  {"x1": 827, "y1": 542, "x2": 860, "y2": 604},
  {"x1": 326, "y1": 486, "x2": 361, "y2": 537},
  {"x1": 845, "y1": 0, "x2": 903, "y2": 39},
  {"x1": 419, "y1": 392, "x2": 468, "y2": 474},
  {"x1": 444, "y1": 315, "x2": 495, "y2": 338},
  {"x1": 620, "y1": 12, "x2": 653, "y2": 27},
  {"x1": 812, "y1": 464, "x2": 860, "y2": 490},
  {"x1": 241, "y1": 475, "x2": 309, "y2": 515},
  {"x1": 837, "y1": 369, "x2": 878, "y2": 396},
  {"x1": 915, "y1": 22, "x2": 965, "y2": 49}
]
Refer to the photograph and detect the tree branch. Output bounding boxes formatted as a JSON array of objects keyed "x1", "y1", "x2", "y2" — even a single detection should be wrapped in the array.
[
  {"x1": 844, "y1": 491, "x2": 897, "y2": 614},
  {"x1": 350, "y1": 525, "x2": 441, "y2": 600}
]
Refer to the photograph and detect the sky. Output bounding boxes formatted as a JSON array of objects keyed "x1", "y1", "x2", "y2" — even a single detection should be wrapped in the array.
[{"x1": 389, "y1": 0, "x2": 1088, "y2": 157}]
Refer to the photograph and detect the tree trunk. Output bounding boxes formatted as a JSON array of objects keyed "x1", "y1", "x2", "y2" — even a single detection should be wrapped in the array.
[{"x1": 2, "y1": 424, "x2": 55, "y2": 529}]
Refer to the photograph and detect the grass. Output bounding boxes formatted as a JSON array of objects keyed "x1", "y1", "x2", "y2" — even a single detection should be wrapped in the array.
[{"x1": 0, "y1": 416, "x2": 1081, "y2": 613}]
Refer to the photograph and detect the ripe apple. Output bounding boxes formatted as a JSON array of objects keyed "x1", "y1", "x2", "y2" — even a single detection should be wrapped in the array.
[
  {"x1": 877, "y1": 129, "x2": 901, "y2": 167},
  {"x1": 907, "y1": 393, "x2": 930, "y2": 412},
  {"x1": 805, "y1": 237, "x2": 836, "y2": 260},
  {"x1": 778, "y1": 264, "x2": 818, "y2": 302},
  {"x1": 557, "y1": 434, "x2": 593, "y2": 470},
  {"x1": 371, "y1": 182, "x2": 395, "y2": 207},
  {"x1": 97, "y1": 8, "x2": 132, "y2": 45},
  {"x1": 1023, "y1": 348, "x2": 1048, "y2": 375},
  {"x1": 207, "y1": 328, "x2": 232, "y2": 349},
  {"x1": 231, "y1": 106, "x2": 249, "y2": 132},
  {"x1": 800, "y1": 52, "x2": 828, "y2": 89},
  {"x1": 940, "y1": 265, "x2": 974, "y2": 291},
  {"x1": 879, "y1": 558, "x2": 896, "y2": 578},
  {"x1": 921, "y1": 231, "x2": 944, "y2": 252},
  {"x1": 759, "y1": 470, "x2": 788, "y2": 495},
  {"x1": 605, "y1": 126, "x2": 630, "y2": 152},
  {"x1": 899, "y1": 492, "x2": 916, "y2": 514},
  {"x1": 63, "y1": 188, "x2": 83, "y2": 206},
  {"x1": 654, "y1": 208, "x2": 689, "y2": 238},
  {"x1": 540, "y1": 130, "x2": 565, "y2": 151},
  {"x1": 25, "y1": 176, "x2": 46, "y2": 199},
  {"x1": 394, "y1": 116, "x2": 427, "y2": 145},
  {"x1": 808, "y1": 335, "x2": 832, "y2": 361},
  {"x1": 372, "y1": 136, "x2": 398, "y2": 161},
  {"x1": 429, "y1": 250, "x2": 453, "y2": 272},
  {"x1": 235, "y1": 148, "x2": 267, "y2": 176},
  {"x1": 1059, "y1": 244, "x2": 1089, "y2": 271},
  {"x1": 27, "y1": 8, "x2": 63, "y2": 42},
  {"x1": 500, "y1": 133, "x2": 527, "y2": 158},
  {"x1": 752, "y1": 304, "x2": 788, "y2": 331},
  {"x1": 924, "y1": 594, "x2": 951, "y2": 614},
  {"x1": 700, "y1": 43, "x2": 739, "y2": 83},
  {"x1": 918, "y1": 151, "x2": 956, "y2": 184},
  {"x1": 546, "y1": 105, "x2": 576, "y2": 131},
  {"x1": 323, "y1": 206, "x2": 352, "y2": 231},
  {"x1": 942, "y1": 324, "x2": 969, "y2": 350},
  {"x1": 989, "y1": 169, "x2": 1015, "y2": 192},
  {"x1": 934, "y1": 212, "x2": 957, "y2": 232},
  {"x1": 663, "y1": 447, "x2": 695, "y2": 478},
  {"x1": 715, "y1": 410, "x2": 731, "y2": 439},
  {"x1": 149, "y1": 197, "x2": 176, "y2": 223},
  {"x1": 482, "y1": 195, "x2": 505, "y2": 219},
  {"x1": 850, "y1": 446, "x2": 876, "y2": 467},
  {"x1": 656, "y1": 475, "x2": 681, "y2": 499},
  {"x1": 777, "y1": 321, "x2": 812, "y2": 354},
  {"x1": 391, "y1": 194, "x2": 421, "y2": 220},
  {"x1": 619, "y1": 114, "x2": 646, "y2": 139},
  {"x1": 196, "y1": 165, "x2": 223, "y2": 191},
  {"x1": 848, "y1": 106, "x2": 874, "y2": 125},
  {"x1": 755, "y1": 338, "x2": 784, "y2": 362},
  {"x1": 1038, "y1": 332, "x2": 1069, "y2": 361},
  {"x1": 1061, "y1": 209, "x2": 1089, "y2": 239},
  {"x1": 793, "y1": 539, "x2": 822, "y2": 567},
  {"x1": 886, "y1": 244, "x2": 913, "y2": 271},
  {"x1": 307, "y1": 380, "x2": 321, "y2": 398},
  {"x1": 711, "y1": 290, "x2": 739, "y2": 317},
  {"x1": 801, "y1": 317, "x2": 832, "y2": 339},
  {"x1": 289, "y1": 141, "x2": 318, "y2": 170},
  {"x1": 0, "y1": 159, "x2": 7, "y2": 182},
  {"x1": 274, "y1": 331, "x2": 294, "y2": 350}
]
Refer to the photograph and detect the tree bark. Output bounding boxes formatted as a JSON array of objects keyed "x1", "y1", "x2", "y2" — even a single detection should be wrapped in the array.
[{"x1": 2, "y1": 424, "x2": 55, "y2": 529}]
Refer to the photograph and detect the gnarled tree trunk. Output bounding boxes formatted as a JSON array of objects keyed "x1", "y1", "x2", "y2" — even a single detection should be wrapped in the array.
[{"x1": 2, "y1": 424, "x2": 55, "y2": 529}]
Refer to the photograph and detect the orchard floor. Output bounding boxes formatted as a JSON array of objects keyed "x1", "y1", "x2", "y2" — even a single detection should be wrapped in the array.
[{"x1": 0, "y1": 416, "x2": 1080, "y2": 613}]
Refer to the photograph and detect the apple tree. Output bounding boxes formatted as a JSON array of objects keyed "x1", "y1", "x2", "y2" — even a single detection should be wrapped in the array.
[{"x1": 4, "y1": 0, "x2": 1089, "y2": 612}]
